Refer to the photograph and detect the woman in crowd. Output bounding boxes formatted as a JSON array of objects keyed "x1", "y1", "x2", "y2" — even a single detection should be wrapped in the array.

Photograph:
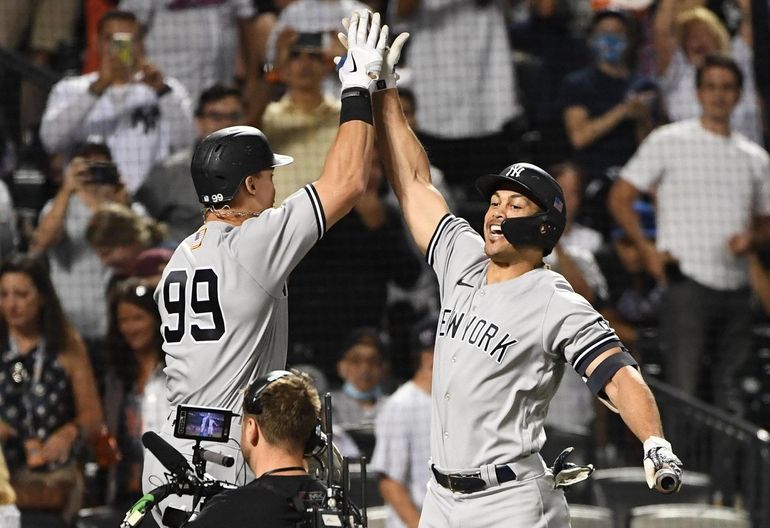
[
  {"x1": 102, "y1": 277, "x2": 168, "y2": 507},
  {"x1": 0, "y1": 255, "x2": 102, "y2": 527},
  {"x1": 654, "y1": 0, "x2": 762, "y2": 143}
]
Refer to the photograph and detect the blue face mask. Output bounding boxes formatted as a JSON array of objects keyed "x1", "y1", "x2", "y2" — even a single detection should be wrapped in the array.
[
  {"x1": 342, "y1": 381, "x2": 383, "y2": 402},
  {"x1": 591, "y1": 33, "x2": 628, "y2": 65}
]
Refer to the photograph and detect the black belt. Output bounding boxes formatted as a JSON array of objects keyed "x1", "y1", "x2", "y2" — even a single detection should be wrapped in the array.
[{"x1": 431, "y1": 464, "x2": 516, "y2": 494}]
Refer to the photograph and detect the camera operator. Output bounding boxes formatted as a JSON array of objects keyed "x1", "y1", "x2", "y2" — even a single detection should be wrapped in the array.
[{"x1": 189, "y1": 370, "x2": 326, "y2": 527}]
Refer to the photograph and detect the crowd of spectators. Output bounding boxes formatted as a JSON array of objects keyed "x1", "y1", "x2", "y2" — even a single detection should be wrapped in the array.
[{"x1": 0, "y1": 0, "x2": 769, "y2": 527}]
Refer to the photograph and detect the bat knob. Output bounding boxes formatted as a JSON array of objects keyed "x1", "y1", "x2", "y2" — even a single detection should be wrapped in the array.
[{"x1": 654, "y1": 467, "x2": 681, "y2": 494}]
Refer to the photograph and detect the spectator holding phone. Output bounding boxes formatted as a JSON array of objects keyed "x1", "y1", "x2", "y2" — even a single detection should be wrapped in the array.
[
  {"x1": 40, "y1": 10, "x2": 195, "y2": 195},
  {"x1": 31, "y1": 140, "x2": 132, "y2": 374},
  {"x1": 559, "y1": 8, "x2": 658, "y2": 236},
  {"x1": 251, "y1": 29, "x2": 342, "y2": 204}
]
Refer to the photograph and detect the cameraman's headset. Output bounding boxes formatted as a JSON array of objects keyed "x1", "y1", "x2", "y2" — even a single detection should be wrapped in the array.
[{"x1": 243, "y1": 370, "x2": 327, "y2": 457}]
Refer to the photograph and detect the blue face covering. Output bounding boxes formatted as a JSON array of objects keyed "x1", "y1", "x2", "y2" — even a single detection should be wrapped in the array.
[
  {"x1": 591, "y1": 33, "x2": 628, "y2": 65},
  {"x1": 342, "y1": 381, "x2": 383, "y2": 401}
]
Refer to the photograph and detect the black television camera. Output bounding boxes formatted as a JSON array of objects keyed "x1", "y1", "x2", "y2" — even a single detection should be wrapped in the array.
[{"x1": 122, "y1": 394, "x2": 370, "y2": 528}]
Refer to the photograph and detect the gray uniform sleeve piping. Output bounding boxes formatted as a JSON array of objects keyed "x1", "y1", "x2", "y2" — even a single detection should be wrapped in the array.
[
  {"x1": 303, "y1": 183, "x2": 326, "y2": 240},
  {"x1": 426, "y1": 213, "x2": 453, "y2": 266}
]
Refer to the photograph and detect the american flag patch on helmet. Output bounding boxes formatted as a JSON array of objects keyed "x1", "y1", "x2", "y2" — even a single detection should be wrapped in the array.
[{"x1": 553, "y1": 197, "x2": 564, "y2": 213}]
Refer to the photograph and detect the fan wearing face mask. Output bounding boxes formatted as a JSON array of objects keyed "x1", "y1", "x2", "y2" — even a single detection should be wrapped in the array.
[{"x1": 557, "y1": 8, "x2": 661, "y2": 237}]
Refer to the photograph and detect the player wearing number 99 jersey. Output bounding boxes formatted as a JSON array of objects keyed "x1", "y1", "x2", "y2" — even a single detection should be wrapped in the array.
[{"x1": 142, "y1": 10, "x2": 390, "y2": 520}]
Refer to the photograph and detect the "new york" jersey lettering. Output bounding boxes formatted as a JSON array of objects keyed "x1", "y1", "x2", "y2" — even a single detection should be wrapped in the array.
[{"x1": 438, "y1": 308, "x2": 518, "y2": 363}]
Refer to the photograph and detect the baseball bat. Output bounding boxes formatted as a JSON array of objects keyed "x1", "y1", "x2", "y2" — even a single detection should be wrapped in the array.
[{"x1": 654, "y1": 467, "x2": 681, "y2": 493}]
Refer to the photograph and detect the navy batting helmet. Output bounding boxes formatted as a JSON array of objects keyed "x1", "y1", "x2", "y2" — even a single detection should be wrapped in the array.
[
  {"x1": 475, "y1": 162, "x2": 567, "y2": 256},
  {"x1": 191, "y1": 126, "x2": 293, "y2": 206}
]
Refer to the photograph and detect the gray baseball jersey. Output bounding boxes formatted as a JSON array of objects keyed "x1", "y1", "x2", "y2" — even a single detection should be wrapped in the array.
[
  {"x1": 426, "y1": 214, "x2": 621, "y2": 471},
  {"x1": 143, "y1": 184, "x2": 325, "y2": 521},
  {"x1": 155, "y1": 183, "x2": 326, "y2": 412}
]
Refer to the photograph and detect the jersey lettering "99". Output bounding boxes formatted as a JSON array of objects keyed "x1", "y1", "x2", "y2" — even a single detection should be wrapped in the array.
[{"x1": 162, "y1": 268, "x2": 225, "y2": 343}]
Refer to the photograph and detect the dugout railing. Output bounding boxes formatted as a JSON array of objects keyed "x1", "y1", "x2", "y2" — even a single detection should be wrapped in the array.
[
  {"x1": 646, "y1": 376, "x2": 770, "y2": 528},
  {"x1": 0, "y1": 46, "x2": 60, "y2": 92}
]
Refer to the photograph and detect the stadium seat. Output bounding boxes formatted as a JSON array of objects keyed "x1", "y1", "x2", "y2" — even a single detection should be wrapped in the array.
[
  {"x1": 569, "y1": 504, "x2": 614, "y2": 528},
  {"x1": 591, "y1": 467, "x2": 711, "y2": 528},
  {"x1": 629, "y1": 504, "x2": 750, "y2": 528},
  {"x1": 366, "y1": 505, "x2": 387, "y2": 528}
]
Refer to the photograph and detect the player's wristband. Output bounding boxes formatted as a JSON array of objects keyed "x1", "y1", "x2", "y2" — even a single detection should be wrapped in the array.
[
  {"x1": 375, "y1": 73, "x2": 398, "y2": 92},
  {"x1": 340, "y1": 88, "x2": 373, "y2": 125}
]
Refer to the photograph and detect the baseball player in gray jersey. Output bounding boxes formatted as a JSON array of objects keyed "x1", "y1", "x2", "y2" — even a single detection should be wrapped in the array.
[
  {"x1": 142, "y1": 10, "x2": 390, "y2": 522},
  {"x1": 363, "y1": 32, "x2": 683, "y2": 527}
]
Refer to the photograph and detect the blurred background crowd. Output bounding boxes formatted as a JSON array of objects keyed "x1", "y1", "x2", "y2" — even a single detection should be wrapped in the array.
[{"x1": 0, "y1": 0, "x2": 770, "y2": 527}]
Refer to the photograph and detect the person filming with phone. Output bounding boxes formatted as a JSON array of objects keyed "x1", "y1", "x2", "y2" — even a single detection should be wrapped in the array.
[
  {"x1": 40, "y1": 10, "x2": 195, "y2": 196},
  {"x1": 32, "y1": 139, "x2": 143, "y2": 366}
]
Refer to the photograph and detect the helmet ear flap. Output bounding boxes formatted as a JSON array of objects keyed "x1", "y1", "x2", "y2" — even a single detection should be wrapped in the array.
[{"x1": 500, "y1": 213, "x2": 562, "y2": 256}]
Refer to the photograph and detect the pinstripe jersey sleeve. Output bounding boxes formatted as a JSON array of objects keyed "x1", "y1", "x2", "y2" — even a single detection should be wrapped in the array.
[
  {"x1": 542, "y1": 277, "x2": 623, "y2": 377},
  {"x1": 232, "y1": 183, "x2": 325, "y2": 296},
  {"x1": 426, "y1": 214, "x2": 486, "y2": 297}
]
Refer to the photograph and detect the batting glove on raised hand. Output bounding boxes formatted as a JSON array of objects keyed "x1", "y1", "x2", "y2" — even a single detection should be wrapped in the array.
[
  {"x1": 378, "y1": 32, "x2": 409, "y2": 90},
  {"x1": 335, "y1": 10, "x2": 386, "y2": 93},
  {"x1": 339, "y1": 20, "x2": 409, "y2": 91},
  {"x1": 643, "y1": 436, "x2": 683, "y2": 494}
]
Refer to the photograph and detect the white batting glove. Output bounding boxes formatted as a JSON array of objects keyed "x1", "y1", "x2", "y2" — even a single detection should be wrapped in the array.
[
  {"x1": 378, "y1": 32, "x2": 410, "y2": 90},
  {"x1": 643, "y1": 436, "x2": 683, "y2": 493},
  {"x1": 339, "y1": 20, "x2": 409, "y2": 91},
  {"x1": 335, "y1": 10, "x2": 386, "y2": 93}
]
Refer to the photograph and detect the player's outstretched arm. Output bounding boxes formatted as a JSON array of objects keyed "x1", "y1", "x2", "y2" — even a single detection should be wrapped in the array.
[
  {"x1": 312, "y1": 10, "x2": 384, "y2": 230},
  {"x1": 585, "y1": 349, "x2": 683, "y2": 493},
  {"x1": 373, "y1": 89, "x2": 449, "y2": 255},
  {"x1": 368, "y1": 32, "x2": 449, "y2": 255}
]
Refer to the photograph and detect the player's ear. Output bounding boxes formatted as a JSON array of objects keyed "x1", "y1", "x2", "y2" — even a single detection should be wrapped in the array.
[{"x1": 242, "y1": 175, "x2": 258, "y2": 196}]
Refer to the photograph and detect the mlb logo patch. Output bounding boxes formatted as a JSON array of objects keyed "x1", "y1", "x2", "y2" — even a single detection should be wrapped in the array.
[
  {"x1": 190, "y1": 226, "x2": 207, "y2": 250},
  {"x1": 553, "y1": 197, "x2": 564, "y2": 213}
]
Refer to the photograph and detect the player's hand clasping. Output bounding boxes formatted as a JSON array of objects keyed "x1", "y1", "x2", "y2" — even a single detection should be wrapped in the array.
[
  {"x1": 335, "y1": 10, "x2": 387, "y2": 93},
  {"x1": 643, "y1": 436, "x2": 683, "y2": 494},
  {"x1": 339, "y1": 16, "x2": 409, "y2": 91}
]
